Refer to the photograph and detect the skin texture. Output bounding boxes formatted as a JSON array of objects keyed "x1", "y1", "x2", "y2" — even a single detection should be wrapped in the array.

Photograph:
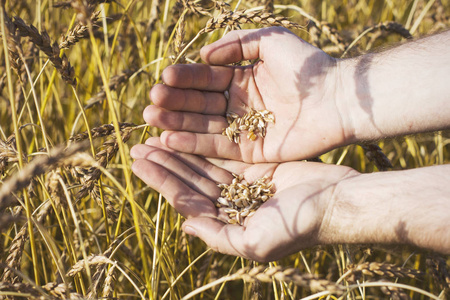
[{"x1": 132, "y1": 28, "x2": 450, "y2": 260}]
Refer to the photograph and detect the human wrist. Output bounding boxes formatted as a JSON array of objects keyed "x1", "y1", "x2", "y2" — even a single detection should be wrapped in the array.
[
  {"x1": 317, "y1": 168, "x2": 362, "y2": 245},
  {"x1": 320, "y1": 166, "x2": 450, "y2": 253},
  {"x1": 336, "y1": 31, "x2": 450, "y2": 142},
  {"x1": 335, "y1": 56, "x2": 380, "y2": 144},
  {"x1": 321, "y1": 172, "x2": 397, "y2": 245}
]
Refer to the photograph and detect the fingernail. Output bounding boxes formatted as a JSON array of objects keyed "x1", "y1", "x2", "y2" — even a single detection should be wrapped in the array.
[{"x1": 183, "y1": 225, "x2": 197, "y2": 237}]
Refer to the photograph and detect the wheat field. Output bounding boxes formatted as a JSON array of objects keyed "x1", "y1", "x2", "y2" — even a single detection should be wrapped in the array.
[{"x1": 0, "y1": 0, "x2": 449, "y2": 299}]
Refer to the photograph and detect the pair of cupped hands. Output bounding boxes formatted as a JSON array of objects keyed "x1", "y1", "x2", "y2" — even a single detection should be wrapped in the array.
[{"x1": 131, "y1": 27, "x2": 358, "y2": 262}]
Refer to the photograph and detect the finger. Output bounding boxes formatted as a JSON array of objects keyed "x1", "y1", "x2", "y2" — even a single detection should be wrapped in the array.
[
  {"x1": 143, "y1": 105, "x2": 228, "y2": 133},
  {"x1": 161, "y1": 64, "x2": 233, "y2": 91},
  {"x1": 160, "y1": 131, "x2": 244, "y2": 161},
  {"x1": 206, "y1": 158, "x2": 278, "y2": 184},
  {"x1": 131, "y1": 144, "x2": 221, "y2": 200},
  {"x1": 150, "y1": 84, "x2": 227, "y2": 115},
  {"x1": 143, "y1": 137, "x2": 233, "y2": 184},
  {"x1": 201, "y1": 27, "x2": 296, "y2": 66},
  {"x1": 132, "y1": 159, "x2": 217, "y2": 218},
  {"x1": 182, "y1": 217, "x2": 249, "y2": 258}
]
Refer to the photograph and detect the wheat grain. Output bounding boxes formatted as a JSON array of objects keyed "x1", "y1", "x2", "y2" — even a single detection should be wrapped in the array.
[
  {"x1": 216, "y1": 173, "x2": 274, "y2": 225},
  {"x1": 223, "y1": 109, "x2": 275, "y2": 144}
]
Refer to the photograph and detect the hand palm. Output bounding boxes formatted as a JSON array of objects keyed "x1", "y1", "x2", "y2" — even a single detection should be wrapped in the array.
[
  {"x1": 146, "y1": 27, "x2": 348, "y2": 163},
  {"x1": 131, "y1": 138, "x2": 355, "y2": 261}
]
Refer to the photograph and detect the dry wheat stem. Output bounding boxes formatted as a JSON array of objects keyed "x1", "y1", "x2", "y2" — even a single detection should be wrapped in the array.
[{"x1": 161, "y1": 248, "x2": 213, "y2": 300}]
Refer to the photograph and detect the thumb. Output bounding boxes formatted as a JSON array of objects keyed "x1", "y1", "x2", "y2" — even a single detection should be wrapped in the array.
[
  {"x1": 200, "y1": 27, "x2": 299, "y2": 66},
  {"x1": 200, "y1": 28, "x2": 264, "y2": 65},
  {"x1": 182, "y1": 217, "x2": 247, "y2": 257}
]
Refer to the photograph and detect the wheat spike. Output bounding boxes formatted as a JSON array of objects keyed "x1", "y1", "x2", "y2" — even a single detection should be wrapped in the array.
[
  {"x1": 173, "y1": 12, "x2": 186, "y2": 63},
  {"x1": 0, "y1": 281, "x2": 40, "y2": 297},
  {"x1": 66, "y1": 254, "x2": 114, "y2": 277},
  {"x1": 203, "y1": 10, "x2": 304, "y2": 33},
  {"x1": 101, "y1": 265, "x2": 117, "y2": 299},
  {"x1": 344, "y1": 262, "x2": 423, "y2": 282},
  {"x1": 69, "y1": 121, "x2": 137, "y2": 142},
  {"x1": 180, "y1": 0, "x2": 212, "y2": 16},
  {"x1": 426, "y1": 254, "x2": 450, "y2": 290},
  {"x1": 1, "y1": 200, "x2": 52, "y2": 283},
  {"x1": 0, "y1": 135, "x2": 23, "y2": 175},
  {"x1": 60, "y1": 11, "x2": 100, "y2": 49},
  {"x1": 84, "y1": 70, "x2": 135, "y2": 109},
  {"x1": 13, "y1": 17, "x2": 76, "y2": 86},
  {"x1": 0, "y1": 142, "x2": 87, "y2": 205},
  {"x1": 235, "y1": 266, "x2": 346, "y2": 295},
  {"x1": 359, "y1": 143, "x2": 393, "y2": 171},
  {"x1": 74, "y1": 125, "x2": 135, "y2": 221}
]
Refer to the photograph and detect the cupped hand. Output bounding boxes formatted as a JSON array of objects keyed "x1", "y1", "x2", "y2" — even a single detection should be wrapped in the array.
[
  {"x1": 131, "y1": 137, "x2": 358, "y2": 262},
  {"x1": 146, "y1": 27, "x2": 354, "y2": 163}
]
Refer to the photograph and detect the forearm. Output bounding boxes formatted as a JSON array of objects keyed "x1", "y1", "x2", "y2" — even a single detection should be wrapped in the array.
[
  {"x1": 321, "y1": 164, "x2": 450, "y2": 253},
  {"x1": 339, "y1": 30, "x2": 450, "y2": 142}
]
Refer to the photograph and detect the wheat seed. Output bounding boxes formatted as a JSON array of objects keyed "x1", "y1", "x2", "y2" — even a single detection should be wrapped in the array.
[
  {"x1": 216, "y1": 173, "x2": 274, "y2": 225},
  {"x1": 223, "y1": 108, "x2": 274, "y2": 143}
]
